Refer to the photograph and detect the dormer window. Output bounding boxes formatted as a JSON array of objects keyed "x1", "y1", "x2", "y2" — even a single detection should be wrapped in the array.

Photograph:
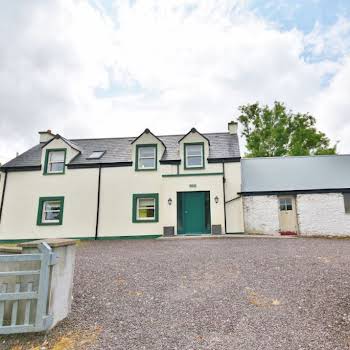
[
  {"x1": 136, "y1": 145, "x2": 157, "y2": 170},
  {"x1": 184, "y1": 143, "x2": 204, "y2": 169},
  {"x1": 44, "y1": 149, "x2": 66, "y2": 175},
  {"x1": 87, "y1": 151, "x2": 105, "y2": 160}
]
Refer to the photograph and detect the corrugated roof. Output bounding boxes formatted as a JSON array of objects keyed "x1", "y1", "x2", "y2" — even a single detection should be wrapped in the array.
[
  {"x1": 2, "y1": 132, "x2": 240, "y2": 169},
  {"x1": 241, "y1": 155, "x2": 350, "y2": 193}
]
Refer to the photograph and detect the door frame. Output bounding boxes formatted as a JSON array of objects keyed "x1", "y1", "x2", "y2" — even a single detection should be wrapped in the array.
[
  {"x1": 177, "y1": 191, "x2": 211, "y2": 235},
  {"x1": 278, "y1": 195, "x2": 299, "y2": 234}
]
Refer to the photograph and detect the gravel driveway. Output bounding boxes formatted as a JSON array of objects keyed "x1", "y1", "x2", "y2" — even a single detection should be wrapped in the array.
[{"x1": 2, "y1": 237, "x2": 350, "y2": 350}]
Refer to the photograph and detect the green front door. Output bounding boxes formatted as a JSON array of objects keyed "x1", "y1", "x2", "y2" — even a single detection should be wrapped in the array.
[{"x1": 177, "y1": 192, "x2": 211, "y2": 234}]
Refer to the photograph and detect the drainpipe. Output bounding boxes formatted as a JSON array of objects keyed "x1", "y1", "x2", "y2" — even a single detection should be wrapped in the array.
[
  {"x1": 222, "y1": 161, "x2": 227, "y2": 234},
  {"x1": 95, "y1": 165, "x2": 102, "y2": 240},
  {"x1": 0, "y1": 170, "x2": 8, "y2": 224}
]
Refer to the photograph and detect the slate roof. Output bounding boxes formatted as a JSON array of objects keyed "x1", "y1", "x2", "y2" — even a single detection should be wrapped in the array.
[
  {"x1": 2, "y1": 132, "x2": 240, "y2": 169},
  {"x1": 241, "y1": 155, "x2": 350, "y2": 193}
]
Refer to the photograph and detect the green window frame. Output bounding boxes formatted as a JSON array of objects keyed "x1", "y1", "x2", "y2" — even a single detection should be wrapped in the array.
[
  {"x1": 37, "y1": 196, "x2": 65, "y2": 226},
  {"x1": 135, "y1": 144, "x2": 157, "y2": 171},
  {"x1": 132, "y1": 193, "x2": 159, "y2": 223},
  {"x1": 184, "y1": 142, "x2": 205, "y2": 170},
  {"x1": 43, "y1": 149, "x2": 67, "y2": 175}
]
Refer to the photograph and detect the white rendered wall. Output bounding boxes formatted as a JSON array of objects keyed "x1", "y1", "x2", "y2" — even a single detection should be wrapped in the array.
[
  {"x1": 297, "y1": 193, "x2": 350, "y2": 236},
  {"x1": 243, "y1": 195, "x2": 280, "y2": 235}
]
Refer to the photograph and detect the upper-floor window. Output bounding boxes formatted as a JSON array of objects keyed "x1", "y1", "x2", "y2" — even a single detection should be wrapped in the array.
[
  {"x1": 184, "y1": 143, "x2": 204, "y2": 169},
  {"x1": 136, "y1": 145, "x2": 157, "y2": 170},
  {"x1": 44, "y1": 149, "x2": 66, "y2": 175}
]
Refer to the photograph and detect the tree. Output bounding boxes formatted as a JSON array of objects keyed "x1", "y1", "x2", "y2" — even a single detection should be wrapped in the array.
[{"x1": 237, "y1": 101, "x2": 337, "y2": 157}]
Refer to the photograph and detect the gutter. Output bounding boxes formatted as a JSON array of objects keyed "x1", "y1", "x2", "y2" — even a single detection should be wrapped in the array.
[
  {"x1": 0, "y1": 170, "x2": 8, "y2": 224},
  {"x1": 95, "y1": 165, "x2": 102, "y2": 240}
]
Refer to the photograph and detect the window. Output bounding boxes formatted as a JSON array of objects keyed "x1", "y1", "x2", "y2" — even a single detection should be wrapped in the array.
[
  {"x1": 184, "y1": 143, "x2": 204, "y2": 169},
  {"x1": 37, "y1": 197, "x2": 64, "y2": 225},
  {"x1": 136, "y1": 145, "x2": 157, "y2": 170},
  {"x1": 344, "y1": 193, "x2": 350, "y2": 214},
  {"x1": 44, "y1": 149, "x2": 66, "y2": 174},
  {"x1": 279, "y1": 198, "x2": 293, "y2": 211},
  {"x1": 132, "y1": 194, "x2": 159, "y2": 223},
  {"x1": 87, "y1": 151, "x2": 105, "y2": 160}
]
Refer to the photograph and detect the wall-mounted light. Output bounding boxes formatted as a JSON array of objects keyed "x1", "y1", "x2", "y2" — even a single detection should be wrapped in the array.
[
  {"x1": 214, "y1": 196, "x2": 219, "y2": 204},
  {"x1": 168, "y1": 198, "x2": 172, "y2": 205}
]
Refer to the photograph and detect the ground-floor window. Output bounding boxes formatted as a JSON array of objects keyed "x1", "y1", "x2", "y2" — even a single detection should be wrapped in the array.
[
  {"x1": 132, "y1": 193, "x2": 159, "y2": 223},
  {"x1": 343, "y1": 193, "x2": 350, "y2": 213},
  {"x1": 37, "y1": 196, "x2": 64, "y2": 225}
]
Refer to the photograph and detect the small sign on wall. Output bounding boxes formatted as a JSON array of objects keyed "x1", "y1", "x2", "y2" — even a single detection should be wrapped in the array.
[{"x1": 189, "y1": 184, "x2": 197, "y2": 188}]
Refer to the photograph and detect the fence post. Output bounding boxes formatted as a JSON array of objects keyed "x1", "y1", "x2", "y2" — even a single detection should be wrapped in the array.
[{"x1": 35, "y1": 242, "x2": 52, "y2": 330}]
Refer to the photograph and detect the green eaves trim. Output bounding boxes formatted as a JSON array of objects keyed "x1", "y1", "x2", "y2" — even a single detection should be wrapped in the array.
[
  {"x1": 43, "y1": 148, "x2": 67, "y2": 175},
  {"x1": 37, "y1": 196, "x2": 65, "y2": 226},
  {"x1": 135, "y1": 144, "x2": 158, "y2": 171},
  {"x1": 132, "y1": 193, "x2": 159, "y2": 223},
  {"x1": 184, "y1": 142, "x2": 205, "y2": 170},
  {"x1": 162, "y1": 172, "x2": 223, "y2": 177}
]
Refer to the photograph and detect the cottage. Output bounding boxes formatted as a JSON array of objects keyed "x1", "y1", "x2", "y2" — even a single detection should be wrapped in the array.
[
  {"x1": 241, "y1": 155, "x2": 350, "y2": 236},
  {"x1": 0, "y1": 123, "x2": 244, "y2": 241}
]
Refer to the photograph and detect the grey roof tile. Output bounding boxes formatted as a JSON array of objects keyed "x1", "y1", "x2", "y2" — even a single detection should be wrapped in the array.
[{"x1": 2, "y1": 132, "x2": 240, "y2": 169}]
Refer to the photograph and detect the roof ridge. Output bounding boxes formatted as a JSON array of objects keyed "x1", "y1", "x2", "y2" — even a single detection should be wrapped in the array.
[{"x1": 70, "y1": 131, "x2": 230, "y2": 142}]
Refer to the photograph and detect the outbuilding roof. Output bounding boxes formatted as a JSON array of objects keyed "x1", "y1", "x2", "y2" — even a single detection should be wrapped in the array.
[
  {"x1": 2, "y1": 132, "x2": 240, "y2": 170},
  {"x1": 241, "y1": 155, "x2": 350, "y2": 194}
]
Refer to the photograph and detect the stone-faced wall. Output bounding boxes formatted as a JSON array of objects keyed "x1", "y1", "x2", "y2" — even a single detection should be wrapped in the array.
[
  {"x1": 297, "y1": 193, "x2": 350, "y2": 236},
  {"x1": 243, "y1": 195, "x2": 280, "y2": 235},
  {"x1": 243, "y1": 192, "x2": 350, "y2": 236}
]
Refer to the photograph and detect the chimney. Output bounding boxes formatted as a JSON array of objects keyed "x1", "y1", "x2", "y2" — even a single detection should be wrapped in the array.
[
  {"x1": 228, "y1": 121, "x2": 238, "y2": 134},
  {"x1": 39, "y1": 130, "x2": 55, "y2": 143}
]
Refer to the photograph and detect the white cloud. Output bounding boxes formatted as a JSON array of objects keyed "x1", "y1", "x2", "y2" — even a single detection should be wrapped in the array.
[{"x1": 0, "y1": 0, "x2": 349, "y2": 163}]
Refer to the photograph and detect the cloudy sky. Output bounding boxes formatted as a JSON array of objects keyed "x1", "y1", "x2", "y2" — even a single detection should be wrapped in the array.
[{"x1": 1, "y1": 0, "x2": 350, "y2": 163}]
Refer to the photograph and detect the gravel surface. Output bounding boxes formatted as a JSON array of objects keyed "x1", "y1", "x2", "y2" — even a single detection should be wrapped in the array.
[{"x1": 1, "y1": 237, "x2": 350, "y2": 350}]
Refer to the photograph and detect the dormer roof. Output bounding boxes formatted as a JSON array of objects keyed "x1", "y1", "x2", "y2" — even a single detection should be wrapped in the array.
[
  {"x1": 131, "y1": 128, "x2": 166, "y2": 148},
  {"x1": 178, "y1": 128, "x2": 210, "y2": 145}
]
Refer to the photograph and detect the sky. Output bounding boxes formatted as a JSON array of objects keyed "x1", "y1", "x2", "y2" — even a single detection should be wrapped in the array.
[{"x1": 1, "y1": 0, "x2": 350, "y2": 163}]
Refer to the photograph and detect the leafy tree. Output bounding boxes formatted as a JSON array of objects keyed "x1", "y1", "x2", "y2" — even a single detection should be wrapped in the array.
[{"x1": 238, "y1": 101, "x2": 336, "y2": 157}]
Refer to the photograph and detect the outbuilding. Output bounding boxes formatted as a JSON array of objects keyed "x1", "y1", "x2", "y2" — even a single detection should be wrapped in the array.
[{"x1": 241, "y1": 155, "x2": 350, "y2": 236}]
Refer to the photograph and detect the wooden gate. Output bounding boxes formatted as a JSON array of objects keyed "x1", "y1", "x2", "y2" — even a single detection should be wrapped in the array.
[{"x1": 0, "y1": 242, "x2": 57, "y2": 334}]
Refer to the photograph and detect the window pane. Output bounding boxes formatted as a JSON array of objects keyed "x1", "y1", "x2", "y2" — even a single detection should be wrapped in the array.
[
  {"x1": 344, "y1": 193, "x2": 350, "y2": 213},
  {"x1": 137, "y1": 198, "x2": 155, "y2": 219},
  {"x1": 186, "y1": 145, "x2": 202, "y2": 156},
  {"x1": 45, "y1": 211, "x2": 60, "y2": 221},
  {"x1": 45, "y1": 201, "x2": 61, "y2": 211},
  {"x1": 138, "y1": 198, "x2": 155, "y2": 208},
  {"x1": 139, "y1": 147, "x2": 155, "y2": 158},
  {"x1": 49, "y1": 151, "x2": 65, "y2": 162},
  {"x1": 49, "y1": 162, "x2": 64, "y2": 172},
  {"x1": 43, "y1": 201, "x2": 61, "y2": 222},
  {"x1": 187, "y1": 155, "x2": 202, "y2": 167},
  {"x1": 139, "y1": 158, "x2": 155, "y2": 169},
  {"x1": 138, "y1": 208, "x2": 155, "y2": 218}
]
